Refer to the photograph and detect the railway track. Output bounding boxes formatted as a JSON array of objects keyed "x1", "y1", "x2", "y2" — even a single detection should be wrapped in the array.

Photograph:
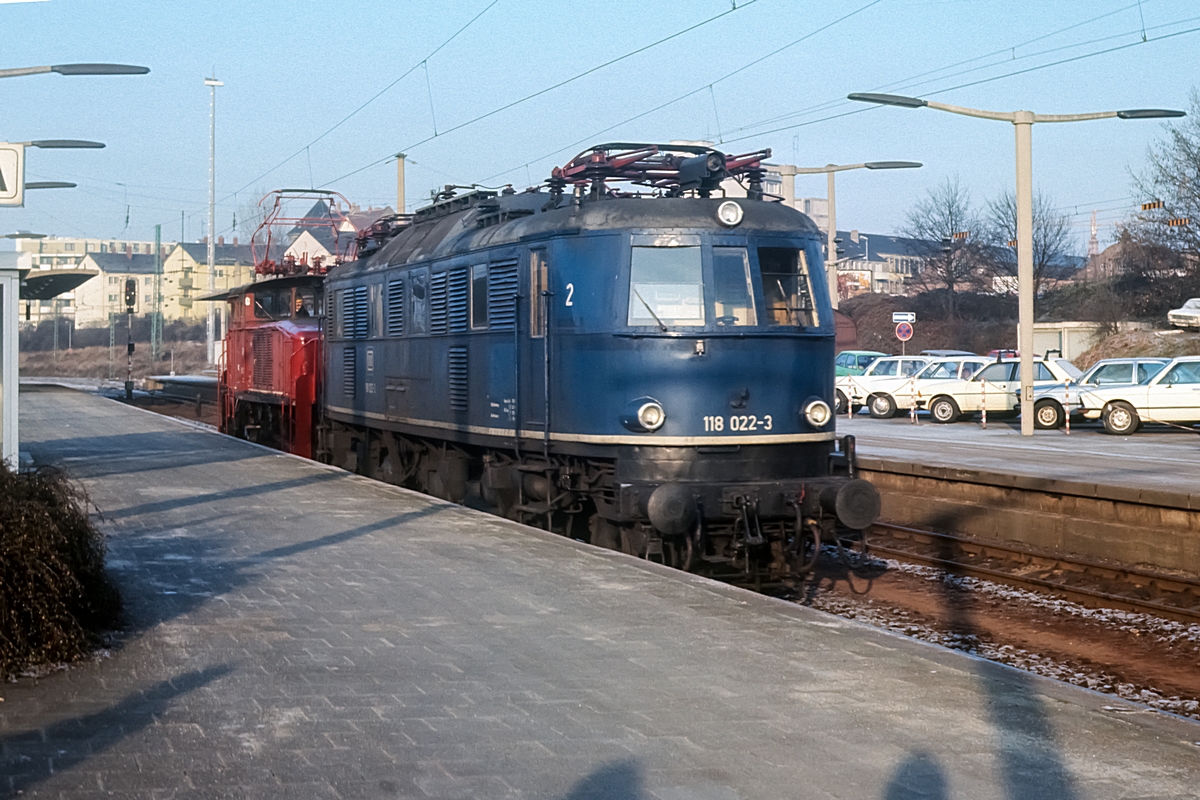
[{"x1": 864, "y1": 523, "x2": 1200, "y2": 625}]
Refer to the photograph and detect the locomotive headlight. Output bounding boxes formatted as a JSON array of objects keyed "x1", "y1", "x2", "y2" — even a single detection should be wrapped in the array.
[
  {"x1": 716, "y1": 200, "x2": 743, "y2": 227},
  {"x1": 637, "y1": 401, "x2": 666, "y2": 431},
  {"x1": 804, "y1": 398, "x2": 832, "y2": 428}
]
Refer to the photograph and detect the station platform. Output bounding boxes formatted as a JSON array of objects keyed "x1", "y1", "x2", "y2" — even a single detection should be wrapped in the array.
[
  {"x1": 847, "y1": 414, "x2": 1200, "y2": 509},
  {"x1": 4, "y1": 386, "x2": 1200, "y2": 799}
]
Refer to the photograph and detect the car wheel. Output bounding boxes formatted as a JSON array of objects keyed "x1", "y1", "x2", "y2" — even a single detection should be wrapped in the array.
[
  {"x1": 835, "y1": 389, "x2": 849, "y2": 415},
  {"x1": 1102, "y1": 401, "x2": 1140, "y2": 435},
  {"x1": 1033, "y1": 400, "x2": 1064, "y2": 429},
  {"x1": 868, "y1": 393, "x2": 897, "y2": 419},
  {"x1": 929, "y1": 396, "x2": 961, "y2": 424}
]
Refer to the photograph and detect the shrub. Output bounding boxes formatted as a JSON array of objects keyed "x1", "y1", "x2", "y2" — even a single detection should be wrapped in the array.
[{"x1": 0, "y1": 463, "x2": 121, "y2": 677}]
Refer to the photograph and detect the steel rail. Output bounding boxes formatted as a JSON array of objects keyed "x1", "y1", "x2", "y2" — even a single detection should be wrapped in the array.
[{"x1": 867, "y1": 523, "x2": 1200, "y2": 624}]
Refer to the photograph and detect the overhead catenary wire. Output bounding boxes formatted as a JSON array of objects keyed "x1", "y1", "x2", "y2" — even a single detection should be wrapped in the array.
[
  {"x1": 223, "y1": 0, "x2": 500, "y2": 201},
  {"x1": 319, "y1": 0, "x2": 766, "y2": 187},
  {"x1": 479, "y1": 0, "x2": 886, "y2": 183}
]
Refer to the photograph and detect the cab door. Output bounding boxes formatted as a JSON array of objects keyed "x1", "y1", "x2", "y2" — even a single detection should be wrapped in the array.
[{"x1": 519, "y1": 248, "x2": 550, "y2": 440}]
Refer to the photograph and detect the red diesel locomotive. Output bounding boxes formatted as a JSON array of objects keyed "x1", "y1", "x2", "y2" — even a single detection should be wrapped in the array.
[{"x1": 215, "y1": 190, "x2": 364, "y2": 458}]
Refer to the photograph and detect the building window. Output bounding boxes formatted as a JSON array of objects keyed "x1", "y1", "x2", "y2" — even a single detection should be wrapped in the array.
[
  {"x1": 64, "y1": 243, "x2": 75, "y2": 252},
  {"x1": 108, "y1": 294, "x2": 117, "y2": 302}
]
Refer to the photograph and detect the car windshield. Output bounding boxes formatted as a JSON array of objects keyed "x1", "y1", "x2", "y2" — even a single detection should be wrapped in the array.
[
  {"x1": 1185, "y1": 299, "x2": 1200, "y2": 310},
  {"x1": 917, "y1": 361, "x2": 960, "y2": 380}
]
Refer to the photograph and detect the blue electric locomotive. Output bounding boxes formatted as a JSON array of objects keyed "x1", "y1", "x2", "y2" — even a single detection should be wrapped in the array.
[{"x1": 320, "y1": 143, "x2": 879, "y2": 579}]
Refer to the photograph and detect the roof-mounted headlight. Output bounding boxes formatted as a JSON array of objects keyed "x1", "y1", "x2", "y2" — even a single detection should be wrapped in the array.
[{"x1": 717, "y1": 200, "x2": 743, "y2": 227}]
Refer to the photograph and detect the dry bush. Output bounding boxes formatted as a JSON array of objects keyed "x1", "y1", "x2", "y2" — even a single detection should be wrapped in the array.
[{"x1": 0, "y1": 463, "x2": 121, "y2": 677}]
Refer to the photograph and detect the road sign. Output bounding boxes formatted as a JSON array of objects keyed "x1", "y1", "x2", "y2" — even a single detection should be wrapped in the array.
[
  {"x1": 895, "y1": 321, "x2": 913, "y2": 341},
  {"x1": 892, "y1": 312, "x2": 916, "y2": 324},
  {"x1": 0, "y1": 143, "x2": 26, "y2": 207}
]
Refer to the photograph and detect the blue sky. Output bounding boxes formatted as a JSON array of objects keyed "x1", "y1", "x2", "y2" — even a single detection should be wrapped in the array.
[{"x1": 2, "y1": 0, "x2": 1198, "y2": 251}]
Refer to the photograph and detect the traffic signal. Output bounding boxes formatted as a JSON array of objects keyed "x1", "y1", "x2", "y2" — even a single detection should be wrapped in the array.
[{"x1": 124, "y1": 278, "x2": 137, "y2": 312}]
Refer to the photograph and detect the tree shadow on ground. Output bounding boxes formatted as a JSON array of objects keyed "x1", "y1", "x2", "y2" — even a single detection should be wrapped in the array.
[{"x1": 0, "y1": 665, "x2": 233, "y2": 799}]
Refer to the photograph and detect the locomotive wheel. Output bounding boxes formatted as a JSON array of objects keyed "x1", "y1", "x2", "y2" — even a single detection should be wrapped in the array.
[
  {"x1": 929, "y1": 396, "x2": 962, "y2": 424},
  {"x1": 1033, "y1": 399, "x2": 1065, "y2": 429},
  {"x1": 868, "y1": 393, "x2": 897, "y2": 419}
]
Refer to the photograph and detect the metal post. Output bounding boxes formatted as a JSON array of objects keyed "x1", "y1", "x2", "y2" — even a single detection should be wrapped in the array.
[
  {"x1": 109, "y1": 311, "x2": 115, "y2": 380},
  {"x1": 0, "y1": 268, "x2": 19, "y2": 467},
  {"x1": 1014, "y1": 113, "x2": 1036, "y2": 436},
  {"x1": 205, "y1": 76, "x2": 223, "y2": 365},
  {"x1": 52, "y1": 297, "x2": 59, "y2": 360},
  {"x1": 396, "y1": 153, "x2": 406, "y2": 213},
  {"x1": 826, "y1": 169, "x2": 838, "y2": 309},
  {"x1": 153, "y1": 224, "x2": 162, "y2": 364},
  {"x1": 125, "y1": 311, "x2": 133, "y2": 401}
]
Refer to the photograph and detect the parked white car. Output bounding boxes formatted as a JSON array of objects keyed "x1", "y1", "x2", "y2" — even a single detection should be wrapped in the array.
[
  {"x1": 862, "y1": 356, "x2": 990, "y2": 418},
  {"x1": 1078, "y1": 356, "x2": 1200, "y2": 434},
  {"x1": 916, "y1": 357, "x2": 1083, "y2": 423},
  {"x1": 1168, "y1": 298, "x2": 1200, "y2": 331},
  {"x1": 1029, "y1": 357, "x2": 1170, "y2": 429},
  {"x1": 835, "y1": 355, "x2": 932, "y2": 414}
]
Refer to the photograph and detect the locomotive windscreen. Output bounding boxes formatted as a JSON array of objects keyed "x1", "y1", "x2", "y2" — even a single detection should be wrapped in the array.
[{"x1": 627, "y1": 246, "x2": 705, "y2": 327}]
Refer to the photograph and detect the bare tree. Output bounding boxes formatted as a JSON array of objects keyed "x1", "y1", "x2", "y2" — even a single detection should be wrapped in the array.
[
  {"x1": 983, "y1": 189, "x2": 1076, "y2": 296},
  {"x1": 1130, "y1": 88, "x2": 1200, "y2": 262},
  {"x1": 901, "y1": 177, "x2": 984, "y2": 318}
]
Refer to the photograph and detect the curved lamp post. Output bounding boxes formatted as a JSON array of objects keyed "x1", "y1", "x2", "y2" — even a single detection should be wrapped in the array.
[
  {"x1": 848, "y1": 92, "x2": 1185, "y2": 435},
  {"x1": 1, "y1": 63, "x2": 146, "y2": 467},
  {"x1": 0, "y1": 63, "x2": 149, "y2": 80},
  {"x1": 793, "y1": 160, "x2": 922, "y2": 306}
]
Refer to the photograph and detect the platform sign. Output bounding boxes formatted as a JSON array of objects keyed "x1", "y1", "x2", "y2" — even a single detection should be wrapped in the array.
[
  {"x1": 895, "y1": 322, "x2": 913, "y2": 341},
  {"x1": 0, "y1": 143, "x2": 25, "y2": 207},
  {"x1": 892, "y1": 312, "x2": 916, "y2": 324}
]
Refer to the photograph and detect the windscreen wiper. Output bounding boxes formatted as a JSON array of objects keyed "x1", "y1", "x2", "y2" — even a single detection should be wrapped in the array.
[{"x1": 632, "y1": 287, "x2": 668, "y2": 332}]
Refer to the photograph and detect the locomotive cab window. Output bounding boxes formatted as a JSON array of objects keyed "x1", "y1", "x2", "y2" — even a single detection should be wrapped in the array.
[
  {"x1": 409, "y1": 269, "x2": 429, "y2": 335},
  {"x1": 759, "y1": 247, "x2": 818, "y2": 328},
  {"x1": 293, "y1": 287, "x2": 317, "y2": 318},
  {"x1": 253, "y1": 289, "x2": 279, "y2": 319},
  {"x1": 627, "y1": 246, "x2": 704, "y2": 327},
  {"x1": 471, "y1": 264, "x2": 488, "y2": 329},
  {"x1": 712, "y1": 247, "x2": 756, "y2": 327}
]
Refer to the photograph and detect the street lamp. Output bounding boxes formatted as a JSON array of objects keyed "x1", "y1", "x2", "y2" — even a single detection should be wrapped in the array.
[
  {"x1": 0, "y1": 63, "x2": 149, "y2": 80},
  {"x1": 1, "y1": 63, "x2": 145, "y2": 467},
  {"x1": 849, "y1": 92, "x2": 1184, "y2": 435},
  {"x1": 793, "y1": 160, "x2": 922, "y2": 307},
  {"x1": 205, "y1": 75, "x2": 223, "y2": 365}
]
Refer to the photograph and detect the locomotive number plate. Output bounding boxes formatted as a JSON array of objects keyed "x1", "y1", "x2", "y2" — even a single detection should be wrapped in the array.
[{"x1": 702, "y1": 414, "x2": 773, "y2": 432}]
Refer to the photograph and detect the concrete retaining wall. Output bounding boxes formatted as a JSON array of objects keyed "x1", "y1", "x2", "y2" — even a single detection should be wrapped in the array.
[{"x1": 859, "y1": 458, "x2": 1200, "y2": 576}]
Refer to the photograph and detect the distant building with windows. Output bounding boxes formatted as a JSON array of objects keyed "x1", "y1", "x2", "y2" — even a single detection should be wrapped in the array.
[
  {"x1": 833, "y1": 230, "x2": 925, "y2": 297},
  {"x1": 72, "y1": 252, "x2": 166, "y2": 327},
  {"x1": 14, "y1": 237, "x2": 174, "y2": 325}
]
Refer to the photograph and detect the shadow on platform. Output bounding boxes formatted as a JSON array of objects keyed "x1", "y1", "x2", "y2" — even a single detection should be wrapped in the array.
[{"x1": 0, "y1": 665, "x2": 232, "y2": 798}]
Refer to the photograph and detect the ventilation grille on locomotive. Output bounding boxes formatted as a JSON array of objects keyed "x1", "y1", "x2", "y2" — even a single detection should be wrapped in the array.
[
  {"x1": 487, "y1": 260, "x2": 519, "y2": 330},
  {"x1": 342, "y1": 286, "x2": 368, "y2": 339},
  {"x1": 252, "y1": 329, "x2": 273, "y2": 389},
  {"x1": 386, "y1": 278, "x2": 404, "y2": 336},
  {"x1": 429, "y1": 272, "x2": 449, "y2": 334},
  {"x1": 342, "y1": 347, "x2": 356, "y2": 397},
  {"x1": 448, "y1": 268, "x2": 469, "y2": 333},
  {"x1": 448, "y1": 346, "x2": 468, "y2": 411}
]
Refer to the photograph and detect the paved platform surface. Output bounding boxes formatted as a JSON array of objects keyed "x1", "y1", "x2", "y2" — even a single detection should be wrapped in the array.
[
  {"x1": 4, "y1": 387, "x2": 1200, "y2": 799},
  {"x1": 846, "y1": 413, "x2": 1200, "y2": 506}
]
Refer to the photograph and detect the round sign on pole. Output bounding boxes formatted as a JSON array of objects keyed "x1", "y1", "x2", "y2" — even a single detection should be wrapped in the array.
[{"x1": 895, "y1": 322, "x2": 913, "y2": 341}]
